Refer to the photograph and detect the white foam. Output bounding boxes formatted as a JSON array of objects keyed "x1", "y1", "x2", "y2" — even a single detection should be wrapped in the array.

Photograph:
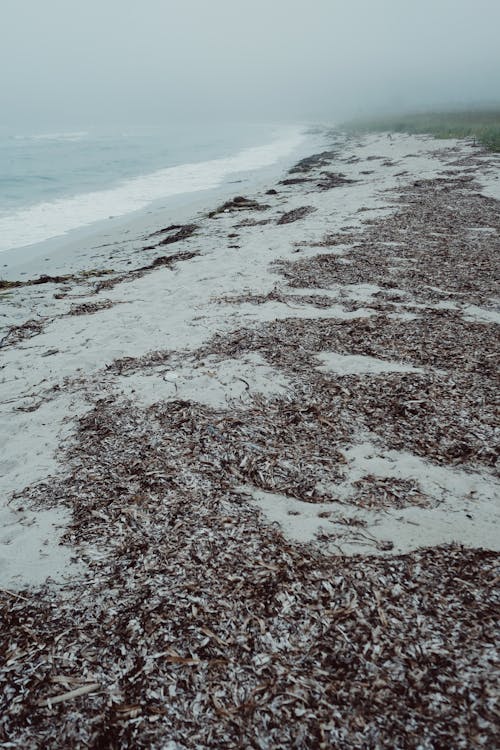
[
  {"x1": 13, "y1": 131, "x2": 89, "y2": 142},
  {"x1": 0, "y1": 127, "x2": 305, "y2": 253}
]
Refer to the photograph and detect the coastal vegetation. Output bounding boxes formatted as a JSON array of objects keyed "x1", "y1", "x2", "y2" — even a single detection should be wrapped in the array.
[{"x1": 343, "y1": 109, "x2": 500, "y2": 151}]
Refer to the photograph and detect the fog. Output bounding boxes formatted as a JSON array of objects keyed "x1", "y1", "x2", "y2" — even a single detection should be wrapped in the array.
[{"x1": 1, "y1": 0, "x2": 499, "y2": 129}]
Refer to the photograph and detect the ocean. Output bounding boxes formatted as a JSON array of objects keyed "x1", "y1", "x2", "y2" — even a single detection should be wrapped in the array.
[{"x1": 0, "y1": 123, "x2": 306, "y2": 255}]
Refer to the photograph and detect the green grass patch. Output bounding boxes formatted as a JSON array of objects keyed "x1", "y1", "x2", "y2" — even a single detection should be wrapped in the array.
[{"x1": 342, "y1": 109, "x2": 500, "y2": 152}]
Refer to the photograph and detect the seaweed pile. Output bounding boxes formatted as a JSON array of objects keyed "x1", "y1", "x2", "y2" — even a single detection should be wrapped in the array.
[
  {"x1": 277, "y1": 207, "x2": 317, "y2": 225},
  {"x1": 143, "y1": 224, "x2": 198, "y2": 251},
  {"x1": 208, "y1": 197, "x2": 270, "y2": 219},
  {"x1": 276, "y1": 174, "x2": 500, "y2": 307},
  {"x1": 202, "y1": 311, "x2": 499, "y2": 470},
  {"x1": 1, "y1": 395, "x2": 498, "y2": 748}
]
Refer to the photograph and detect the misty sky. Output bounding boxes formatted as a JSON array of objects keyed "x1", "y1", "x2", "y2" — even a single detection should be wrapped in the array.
[{"x1": 1, "y1": 0, "x2": 499, "y2": 128}]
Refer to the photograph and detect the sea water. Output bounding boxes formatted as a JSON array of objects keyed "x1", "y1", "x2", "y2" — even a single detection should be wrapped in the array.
[{"x1": 0, "y1": 123, "x2": 306, "y2": 255}]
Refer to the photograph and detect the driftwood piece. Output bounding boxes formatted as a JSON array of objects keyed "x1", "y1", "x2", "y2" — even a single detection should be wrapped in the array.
[{"x1": 37, "y1": 683, "x2": 100, "y2": 707}]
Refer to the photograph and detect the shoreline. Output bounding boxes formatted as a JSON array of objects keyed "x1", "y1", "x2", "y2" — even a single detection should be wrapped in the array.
[
  {"x1": 0, "y1": 129, "x2": 499, "y2": 747},
  {"x1": 0, "y1": 126, "x2": 322, "y2": 279}
]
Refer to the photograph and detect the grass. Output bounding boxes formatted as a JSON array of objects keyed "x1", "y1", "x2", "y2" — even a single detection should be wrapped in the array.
[{"x1": 342, "y1": 109, "x2": 500, "y2": 152}]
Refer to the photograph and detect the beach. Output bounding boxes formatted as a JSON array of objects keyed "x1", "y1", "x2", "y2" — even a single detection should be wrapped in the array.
[{"x1": 0, "y1": 130, "x2": 499, "y2": 747}]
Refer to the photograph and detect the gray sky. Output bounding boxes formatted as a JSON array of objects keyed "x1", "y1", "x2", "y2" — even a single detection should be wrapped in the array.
[{"x1": 1, "y1": 0, "x2": 499, "y2": 127}]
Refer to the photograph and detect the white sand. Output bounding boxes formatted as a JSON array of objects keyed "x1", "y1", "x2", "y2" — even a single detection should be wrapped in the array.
[
  {"x1": 1, "y1": 132, "x2": 498, "y2": 588},
  {"x1": 315, "y1": 351, "x2": 422, "y2": 375},
  {"x1": 117, "y1": 352, "x2": 294, "y2": 409}
]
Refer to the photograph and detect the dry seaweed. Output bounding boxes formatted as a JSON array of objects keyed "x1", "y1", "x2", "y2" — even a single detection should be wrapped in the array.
[
  {"x1": 94, "y1": 251, "x2": 200, "y2": 293},
  {"x1": 316, "y1": 171, "x2": 357, "y2": 190},
  {"x1": 69, "y1": 300, "x2": 117, "y2": 316},
  {"x1": 1, "y1": 318, "x2": 46, "y2": 347},
  {"x1": 208, "y1": 196, "x2": 270, "y2": 219},
  {"x1": 276, "y1": 175, "x2": 500, "y2": 306},
  {"x1": 279, "y1": 177, "x2": 313, "y2": 186},
  {"x1": 277, "y1": 206, "x2": 317, "y2": 225},
  {"x1": 0, "y1": 279, "x2": 22, "y2": 290},
  {"x1": 234, "y1": 218, "x2": 273, "y2": 228},
  {"x1": 0, "y1": 269, "x2": 114, "y2": 293},
  {"x1": 202, "y1": 313, "x2": 499, "y2": 470},
  {"x1": 217, "y1": 289, "x2": 340, "y2": 309},
  {"x1": 143, "y1": 223, "x2": 198, "y2": 251},
  {"x1": 350, "y1": 476, "x2": 432, "y2": 510},
  {"x1": 1, "y1": 391, "x2": 498, "y2": 748},
  {"x1": 288, "y1": 151, "x2": 336, "y2": 174}
]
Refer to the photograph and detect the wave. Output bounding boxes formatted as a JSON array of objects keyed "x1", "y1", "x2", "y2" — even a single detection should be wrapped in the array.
[
  {"x1": 0, "y1": 127, "x2": 305, "y2": 253},
  {"x1": 13, "y1": 131, "x2": 88, "y2": 142}
]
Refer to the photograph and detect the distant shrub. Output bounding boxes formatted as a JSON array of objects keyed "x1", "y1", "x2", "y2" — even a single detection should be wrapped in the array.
[{"x1": 342, "y1": 109, "x2": 500, "y2": 152}]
